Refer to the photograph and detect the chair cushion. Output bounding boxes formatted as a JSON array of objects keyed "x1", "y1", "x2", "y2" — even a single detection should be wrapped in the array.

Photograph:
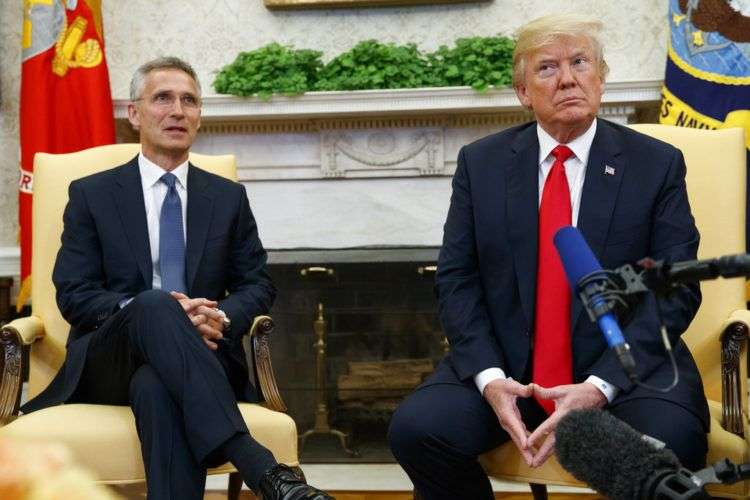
[
  {"x1": 0, "y1": 403, "x2": 298, "y2": 484},
  {"x1": 480, "y1": 400, "x2": 749, "y2": 497}
]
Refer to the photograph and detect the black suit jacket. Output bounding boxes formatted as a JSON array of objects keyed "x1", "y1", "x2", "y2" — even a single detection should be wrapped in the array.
[
  {"x1": 22, "y1": 156, "x2": 276, "y2": 413},
  {"x1": 429, "y1": 119, "x2": 709, "y2": 429}
]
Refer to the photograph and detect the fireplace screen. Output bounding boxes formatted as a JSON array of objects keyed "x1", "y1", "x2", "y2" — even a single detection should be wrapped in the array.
[{"x1": 266, "y1": 260, "x2": 444, "y2": 462}]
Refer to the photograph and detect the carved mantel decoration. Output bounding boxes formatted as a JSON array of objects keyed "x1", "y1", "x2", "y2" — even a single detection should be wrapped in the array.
[{"x1": 321, "y1": 129, "x2": 444, "y2": 177}]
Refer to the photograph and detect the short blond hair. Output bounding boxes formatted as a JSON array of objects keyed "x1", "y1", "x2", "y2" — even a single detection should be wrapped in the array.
[{"x1": 512, "y1": 14, "x2": 609, "y2": 88}]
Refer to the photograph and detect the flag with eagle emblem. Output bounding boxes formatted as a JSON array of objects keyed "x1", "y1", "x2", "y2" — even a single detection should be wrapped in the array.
[{"x1": 660, "y1": 0, "x2": 750, "y2": 295}]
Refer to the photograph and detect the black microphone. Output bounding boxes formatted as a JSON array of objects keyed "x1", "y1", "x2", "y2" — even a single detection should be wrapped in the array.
[
  {"x1": 556, "y1": 409, "x2": 710, "y2": 499},
  {"x1": 639, "y1": 254, "x2": 750, "y2": 291}
]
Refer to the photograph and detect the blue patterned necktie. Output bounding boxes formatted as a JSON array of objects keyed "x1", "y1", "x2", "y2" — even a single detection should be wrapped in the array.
[{"x1": 159, "y1": 172, "x2": 187, "y2": 293}]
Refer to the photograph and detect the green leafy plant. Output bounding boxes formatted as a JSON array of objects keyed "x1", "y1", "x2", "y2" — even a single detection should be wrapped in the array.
[
  {"x1": 213, "y1": 43, "x2": 323, "y2": 100},
  {"x1": 314, "y1": 40, "x2": 436, "y2": 91},
  {"x1": 429, "y1": 36, "x2": 516, "y2": 91},
  {"x1": 211, "y1": 35, "x2": 516, "y2": 97}
]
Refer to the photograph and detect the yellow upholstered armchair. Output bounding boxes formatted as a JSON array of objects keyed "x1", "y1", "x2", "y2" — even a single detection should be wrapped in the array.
[
  {"x1": 480, "y1": 125, "x2": 750, "y2": 499},
  {"x1": 0, "y1": 144, "x2": 298, "y2": 499}
]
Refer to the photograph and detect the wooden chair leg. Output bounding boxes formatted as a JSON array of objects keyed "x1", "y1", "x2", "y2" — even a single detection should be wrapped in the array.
[
  {"x1": 228, "y1": 472, "x2": 243, "y2": 500},
  {"x1": 530, "y1": 482, "x2": 549, "y2": 500}
]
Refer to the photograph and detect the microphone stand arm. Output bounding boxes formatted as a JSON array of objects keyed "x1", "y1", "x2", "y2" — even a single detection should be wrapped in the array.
[
  {"x1": 647, "y1": 458, "x2": 750, "y2": 500},
  {"x1": 692, "y1": 458, "x2": 750, "y2": 488},
  {"x1": 643, "y1": 458, "x2": 750, "y2": 500}
]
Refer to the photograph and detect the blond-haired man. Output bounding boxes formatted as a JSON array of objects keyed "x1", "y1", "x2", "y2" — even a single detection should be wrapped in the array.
[{"x1": 389, "y1": 15, "x2": 708, "y2": 499}]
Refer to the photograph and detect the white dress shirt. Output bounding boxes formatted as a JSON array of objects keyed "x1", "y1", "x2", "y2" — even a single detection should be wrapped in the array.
[{"x1": 473, "y1": 120, "x2": 619, "y2": 403}]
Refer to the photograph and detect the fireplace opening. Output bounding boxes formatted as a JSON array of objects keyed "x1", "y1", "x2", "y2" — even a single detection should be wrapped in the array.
[{"x1": 266, "y1": 259, "x2": 443, "y2": 462}]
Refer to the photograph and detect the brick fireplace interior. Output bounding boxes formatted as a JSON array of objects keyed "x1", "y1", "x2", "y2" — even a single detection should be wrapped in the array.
[{"x1": 266, "y1": 256, "x2": 443, "y2": 463}]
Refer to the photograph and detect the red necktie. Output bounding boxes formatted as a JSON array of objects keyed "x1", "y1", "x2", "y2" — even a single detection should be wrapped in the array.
[{"x1": 533, "y1": 144, "x2": 574, "y2": 414}]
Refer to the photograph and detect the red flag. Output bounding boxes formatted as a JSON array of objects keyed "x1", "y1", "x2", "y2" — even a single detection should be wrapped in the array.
[{"x1": 20, "y1": 0, "x2": 115, "y2": 310}]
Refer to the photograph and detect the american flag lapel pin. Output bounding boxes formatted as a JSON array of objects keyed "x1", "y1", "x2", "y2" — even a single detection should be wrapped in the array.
[{"x1": 604, "y1": 165, "x2": 616, "y2": 176}]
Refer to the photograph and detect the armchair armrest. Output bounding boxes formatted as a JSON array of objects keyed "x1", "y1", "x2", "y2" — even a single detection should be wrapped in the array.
[
  {"x1": 245, "y1": 315, "x2": 287, "y2": 413},
  {"x1": 5, "y1": 316, "x2": 45, "y2": 345},
  {"x1": 1, "y1": 316, "x2": 45, "y2": 425},
  {"x1": 719, "y1": 309, "x2": 750, "y2": 437}
]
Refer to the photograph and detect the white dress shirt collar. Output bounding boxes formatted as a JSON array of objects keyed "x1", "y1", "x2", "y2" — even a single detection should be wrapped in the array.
[
  {"x1": 138, "y1": 152, "x2": 189, "y2": 190},
  {"x1": 537, "y1": 119, "x2": 597, "y2": 166}
]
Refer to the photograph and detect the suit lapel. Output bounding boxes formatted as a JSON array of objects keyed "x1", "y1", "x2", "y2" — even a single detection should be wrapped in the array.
[
  {"x1": 506, "y1": 126, "x2": 540, "y2": 330},
  {"x1": 573, "y1": 119, "x2": 625, "y2": 326},
  {"x1": 185, "y1": 164, "x2": 215, "y2": 293},
  {"x1": 114, "y1": 157, "x2": 152, "y2": 287}
]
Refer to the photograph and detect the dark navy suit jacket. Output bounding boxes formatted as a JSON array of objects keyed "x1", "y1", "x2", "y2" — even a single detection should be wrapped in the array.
[
  {"x1": 22, "y1": 156, "x2": 276, "y2": 413},
  {"x1": 429, "y1": 119, "x2": 710, "y2": 429}
]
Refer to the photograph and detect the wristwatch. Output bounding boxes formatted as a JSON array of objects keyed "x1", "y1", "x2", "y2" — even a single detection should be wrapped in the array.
[{"x1": 215, "y1": 308, "x2": 231, "y2": 330}]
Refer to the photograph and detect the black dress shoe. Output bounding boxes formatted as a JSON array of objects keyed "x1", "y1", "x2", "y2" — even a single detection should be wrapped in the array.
[{"x1": 258, "y1": 464, "x2": 335, "y2": 500}]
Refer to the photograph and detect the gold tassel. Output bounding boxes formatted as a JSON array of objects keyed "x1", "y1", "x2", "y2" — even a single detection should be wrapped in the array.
[{"x1": 16, "y1": 276, "x2": 32, "y2": 313}]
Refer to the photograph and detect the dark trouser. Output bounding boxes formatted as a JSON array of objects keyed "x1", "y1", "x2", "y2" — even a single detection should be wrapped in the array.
[
  {"x1": 388, "y1": 382, "x2": 707, "y2": 500},
  {"x1": 70, "y1": 289, "x2": 276, "y2": 500}
]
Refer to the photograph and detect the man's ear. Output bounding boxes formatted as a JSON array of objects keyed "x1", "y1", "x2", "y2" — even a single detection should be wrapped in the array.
[
  {"x1": 515, "y1": 84, "x2": 532, "y2": 109},
  {"x1": 127, "y1": 103, "x2": 140, "y2": 131}
]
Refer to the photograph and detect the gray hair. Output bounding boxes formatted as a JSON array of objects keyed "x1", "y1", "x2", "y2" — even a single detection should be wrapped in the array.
[
  {"x1": 512, "y1": 14, "x2": 609, "y2": 88},
  {"x1": 129, "y1": 56, "x2": 202, "y2": 101}
]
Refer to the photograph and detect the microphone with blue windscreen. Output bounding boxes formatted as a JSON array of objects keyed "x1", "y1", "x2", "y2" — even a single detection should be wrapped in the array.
[{"x1": 553, "y1": 226, "x2": 637, "y2": 380}]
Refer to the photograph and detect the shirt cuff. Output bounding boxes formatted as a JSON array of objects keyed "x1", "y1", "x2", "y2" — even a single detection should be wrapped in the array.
[
  {"x1": 585, "y1": 375, "x2": 619, "y2": 403},
  {"x1": 474, "y1": 367, "x2": 506, "y2": 395},
  {"x1": 118, "y1": 297, "x2": 134, "y2": 309}
]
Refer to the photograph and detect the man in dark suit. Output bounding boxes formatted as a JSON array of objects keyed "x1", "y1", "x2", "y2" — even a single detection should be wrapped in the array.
[
  {"x1": 21, "y1": 57, "x2": 332, "y2": 500},
  {"x1": 389, "y1": 14, "x2": 709, "y2": 500}
]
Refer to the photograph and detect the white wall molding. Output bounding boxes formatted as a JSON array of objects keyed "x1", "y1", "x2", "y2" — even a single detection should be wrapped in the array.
[
  {"x1": 0, "y1": 246, "x2": 19, "y2": 278},
  {"x1": 0, "y1": 246, "x2": 20, "y2": 302}
]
